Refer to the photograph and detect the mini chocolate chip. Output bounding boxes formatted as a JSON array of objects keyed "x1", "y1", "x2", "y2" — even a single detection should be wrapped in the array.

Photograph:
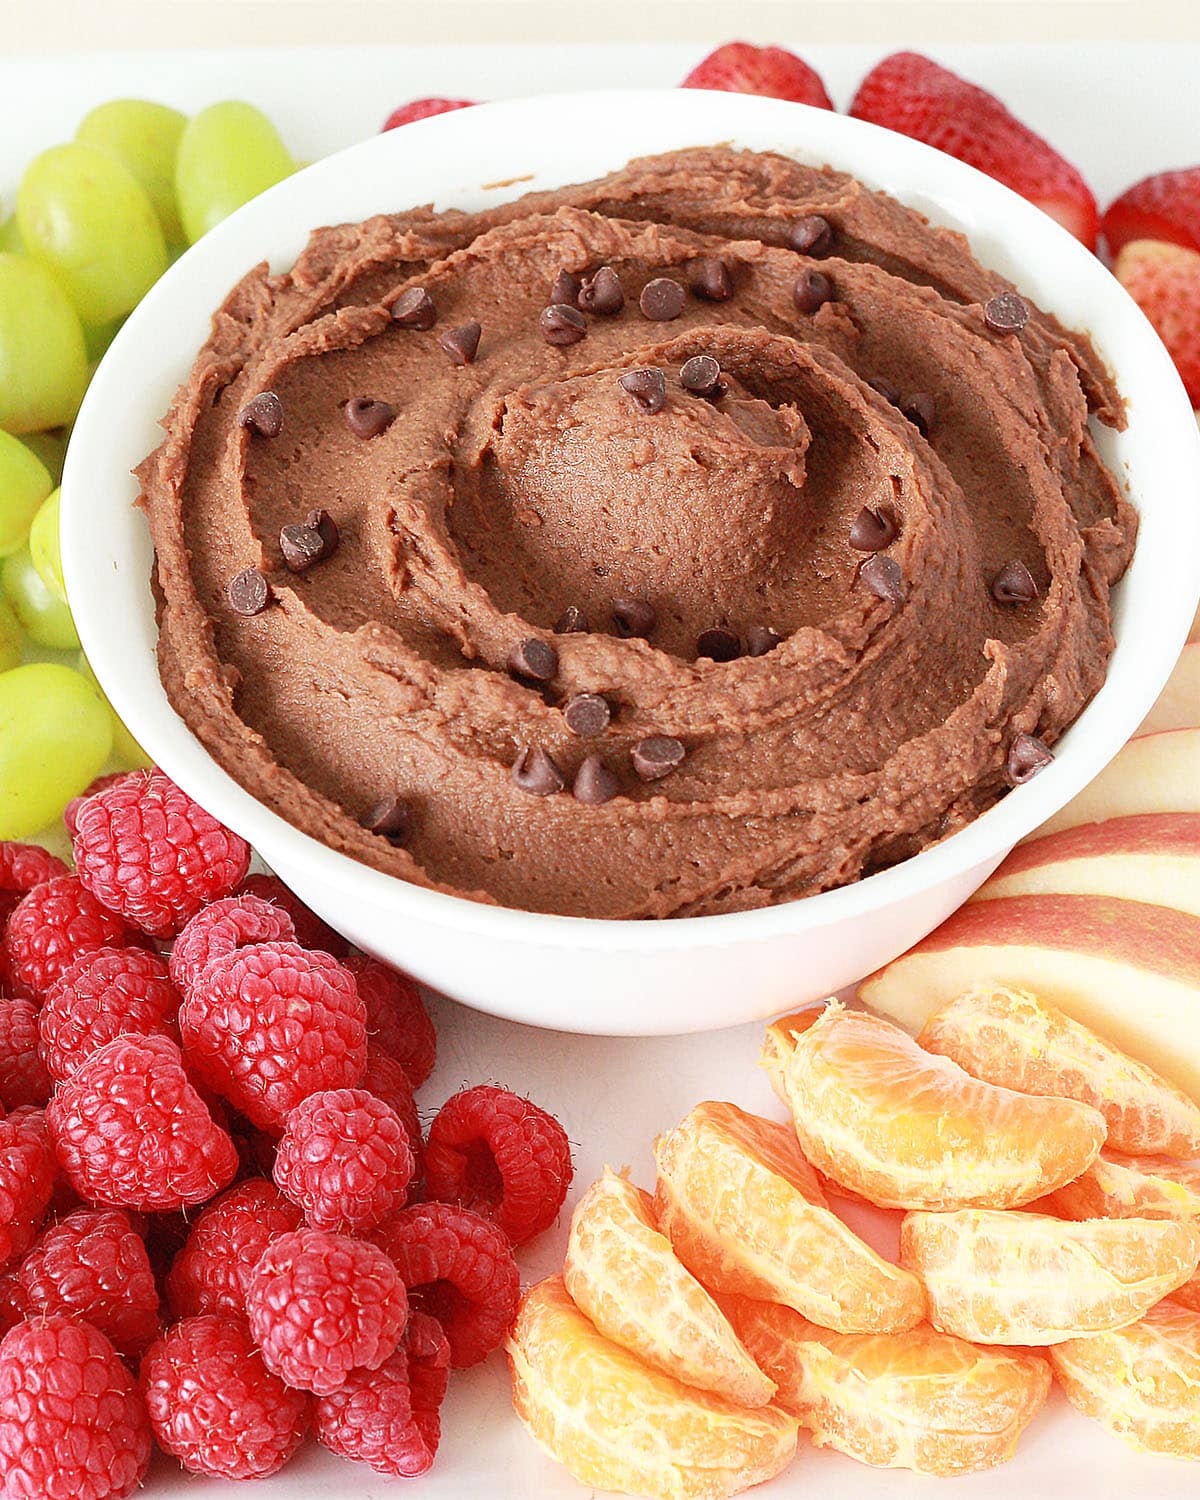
[
  {"x1": 511, "y1": 744, "x2": 565, "y2": 796},
  {"x1": 794, "y1": 269, "x2": 834, "y2": 314},
  {"x1": 984, "y1": 291, "x2": 1030, "y2": 334},
  {"x1": 573, "y1": 755, "x2": 620, "y2": 805},
  {"x1": 306, "y1": 508, "x2": 339, "y2": 554},
  {"x1": 849, "y1": 506, "x2": 899, "y2": 553},
  {"x1": 227, "y1": 567, "x2": 271, "y2": 615},
  {"x1": 362, "y1": 796, "x2": 413, "y2": 845},
  {"x1": 539, "y1": 303, "x2": 587, "y2": 346},
  {"x1": 343, "y1": 397, "x2": 395, "y2": 439},
  {"x1": 611, "y1": 597, "x2": 656, "y2": 638},
  {"x1": 746, "y1": 626, "x2": 783, "y2": 657},
  {"x1": 868, "y1": 376, "x2": 901, "y2": 406},
  {"x1": 696, "y1": 627, "x2": 741, "y2": 662},
  {"x1": 788, "y1": 215, "x2": 835, "y2": 257},
  {"x1": 438, "y1": 321, "x2": 481, "y2": 365},
  {"x1": 631, "y1": 735, "x2": 686, "y2": 781},
  {"x1": 508, "y1": 636, "x2": 558, "y2": 683},
  {"x1": 639, "y1": 277, "x2": 685, "y2": 321},
  {"x1": 577, "y1": 266, "x2": 624, "y2": 314},
  {"x1": 280, "y1": 524, "x2": 326, "y2": 573},
  {"x1": 619, "y1": 368, "x2": 667, "y2": 414},
  {"x1": 688, "y1": 257, "x2": 734, "y2": 302},
  {"x1": 563, "y1": 693, "x2": 612, "y2": 737},
  {"x1": 555, "y1": 606, "x2": 590, "y2": 634},
  {"x1": 899, "y1": 392, "x2": 936, "y2": 435},
  {"x1": 389, "y1": 286, "x2": 437, "y2": 329},
  {"x1": 680, "y1": 354, "x2": 721, "y2": 396},
  {"x1": 238, "y1": 391, "x2": 283, "y2": 438},
  {"x1": 859, "y1": 554, "x2": 906, "y2": 604},
  {"x1": 1008, "y1": 732, "x2": 1053, "y2": 785},
  {"x1": 991, "y1": 560, "x2": 1040, "y2": 605},
  {"x1": 549, "y1": 269, "x2": 581, "y2": 307}
]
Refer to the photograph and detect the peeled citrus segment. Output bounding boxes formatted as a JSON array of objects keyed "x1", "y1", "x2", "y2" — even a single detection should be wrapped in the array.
[
  {"x1": 762, "y1": 1002, "x2": 1106, "y2": 1211},
  {"x1": 722, "y1": 1294, "x2": 1051, "y2": 1477},
  {"x1": 918, "y1": 984, "x2": 1200, "y2": 1157},
  {"x1": 507, "y1": 1276, "x2": 798, "y2": 1500},
  {"x1": 563, "y1": 1168, "x2": 775, "y2": 1408},
  {"x1": 1047, "y1": 1150, "x2": 1200, "y2": 1222},
  {"x1": 1049, "y1": 1300, "x2": 1200, "y2": 1459},
  {"x1": 652, "y1": 1100, "x2": 925, "y2": 1334},
  {"x1": 900, "y1": 1208, "x2": 1200, "y2": 1344}
]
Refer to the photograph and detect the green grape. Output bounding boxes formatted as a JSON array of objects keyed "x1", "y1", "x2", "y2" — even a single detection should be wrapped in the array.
[
  {"x1": 76, "y1": 98, "x2": 188, "y2": 247},
  {"x1": 17, "y1": 143, "x2": 167, "y2": 325},
  {"x1": 0, "y1": 215, "x2": 21, "y2": 253},
  {"x1": 84, "y1": 316, "x2": 123, "y2": 363},
  {"x1": 0, "y1": 429, "x2": 52, "y2": 558},
  {"x1": 0, "y1": 662, "x2": 112, "y2": 838},
  {"x1": 175, "y1": 101, "x2": 294, "y2": 244},
  {"x1": 0, "y1": 596, "x2": 22, "y2": 672},
  {"x1": 0, "y1": 253, "x2": 89, "y2": 434},
  {"x1": 1, "y1": 544, "x2": 78, "y2": 649},
  {"x1": 29, "y1": 487, "x2": 64, "y2": 602},
  {"x1": 77, "y1": 652, "x2": 152, "y2": 770},
  {"x1": 20, "y1": 429, "x2": 68, "y2": 486}
]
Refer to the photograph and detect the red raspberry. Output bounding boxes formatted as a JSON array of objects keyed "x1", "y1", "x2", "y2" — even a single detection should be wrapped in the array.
[
  {"x1": 238, "y1": 873, "x2": 349, "y2": 954},
  {"x1": 72, "y1": 769, "x2": 251, "y2": 938},
  {"x1": 63, "y1": 772, "x2": 136, "y2": 839},
  {"x1": 39, "y1": 945, "x2": 180, "y2": 1085},
  {"x1": 10, "y1": 1208, "x2": 159, "y2": 1357},
  {"x1": 364, "y1": 1048, "x2": 424, "y2": 1179},
  {"x1": 4, "y1": 875, "x2": 131, "y2": 1000},
  {"x1": 274, "y1": 1088, "x2": 415, "y2": 1233},
  {"x1": 374, "y1": 1201, "x2": 519, "y2": 1367},
  {"x1": 315, "y1": 1309, "x2": 449, "y2": 1477},
  {"x1": 347, "y1": 954, "x2": 437, "y2": 1087},
  {"x1": 141, "y1": 1314, "x2": 309, "y2": 1479},
  {"x1": 166, "y1": 1178, "x2": 302, "y2": 1319},
  {"x1": 245, "y1": 1227, "x2": 408, "y2": 1395},
  {"x1": 382, "y1": 97, "x2": 476, "y2": 131},
  {"x1": 0, "y1": 999, "x2": 50, "y2": 1109},
  {"x1": 170, "y1": 892, "x2": 295, "y2": 996},
  {"x1": 180, "y1": 942, "x2": 367, "y2": 1133},
  {"x1": 47, "y1": 1033, "x2": 238, "y2": 1212},
  {"x1": 0, "y1": 1110, "x2": 56, "y2": 1271},
  {"x1": 0, "y1": 842, "x2": 68, "y2": 931},
  {"x1": 425, "y1": 1084, "x2": 572, "y2": 1245},
  {"x1": 0, "y1": 1314, "x2": 151, "y2": 1500}
]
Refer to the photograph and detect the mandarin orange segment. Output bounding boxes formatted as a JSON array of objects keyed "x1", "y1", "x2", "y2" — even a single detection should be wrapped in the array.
[
  {"x1": 900, "y1": 1208, "x2": 1200, "y2": 1344},
  {"x1": 721, "y1": 1294, "x2": 1051, "y2": 1477},
  {"x1": 507, "y1": 1276, "x2": 799, "y2": 1500},
  {"x1": 918, "y1": 984, "x2": 1200, "y2": 1157},
  {"x1": 652, "y1": 1100, "x2": 925, "y2": 1334},
  {"x1": 762, "y1": 1001, "x2": 1106, "y2": 1210},
  {"x1": 1046, "y1": 1149, "x2": 1200, "y2": 1222},
  {"x1": 563, "y1": 1168, "x2": 775, "y2": 1408},
  {"x1": 1049, "y1": 1300, "x2": 1200, "y2": 1460}
]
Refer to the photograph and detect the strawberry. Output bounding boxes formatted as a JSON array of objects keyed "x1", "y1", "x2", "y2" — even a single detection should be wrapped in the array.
[
  {"x1": 1114, "y1": 239, "x2": 1200, "y2": 405},
  {"x1": 382, "y1": 99, "x2": 475, "y2": 132},
  {"x1": 849, "y1": 51, "x2": 1098, "y2": 250},
  {"x1": 1104, "y1": 167, "x2": 1200, "y2": 259},
  {"x1": 681, "y1": 42, "x2": 833, "y2": 110}
]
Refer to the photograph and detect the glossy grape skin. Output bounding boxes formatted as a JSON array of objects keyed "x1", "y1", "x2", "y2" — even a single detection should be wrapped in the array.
[
  {"x1": 0, "y1": 596, "x2": 21, "y2": 673},
  {"x1": 76, "y1": 98, "x2": 188, "y2": 246},
  {"x1": 77, "y1": 652, "x2": 152, "y2": 770},
  {"x1": 0, "y1": 253, "x2": 89, "y2": 434},
  {"x1": 20, "y1": 429, "x2": 68, "y2": 486},
  {"x1": 29, "y1": 487, "x2": 65, "y2": 602},
  {"x1": 17, "y1": 142, "x2": 167, "y2": 325},
  {"x1": 1, "y1": 544, "x2": 78, "y2": 650},
  {"x1": 0, "y1": 216, "x2": 21, "y2": 253},
  {"x1": 0, "y1": 430, "x2": 52, "y2": 559},
  {"x1": 0, "y1": 662, "x2": 112, "y2": 838},
  {"x1": 175, "y1": 101, "x2": 294, "y2": 243}
]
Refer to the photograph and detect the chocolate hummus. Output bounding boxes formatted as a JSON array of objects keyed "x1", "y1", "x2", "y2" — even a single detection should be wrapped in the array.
[{"x1": 139, "y1": 147, "x2": 1135, "y2": 918}]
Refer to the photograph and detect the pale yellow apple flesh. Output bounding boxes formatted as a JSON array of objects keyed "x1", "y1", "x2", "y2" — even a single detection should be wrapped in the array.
[
  {"x1": 1035, "y1": 729, "x2": 1200, "y2": 837},
  {"x1": 1139, "y1": 641, "x2": 1200, "y2": 735}
]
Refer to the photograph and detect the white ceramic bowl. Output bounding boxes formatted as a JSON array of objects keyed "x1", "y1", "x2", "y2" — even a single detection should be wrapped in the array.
[{"x1": 62, "y1": 89, "x2": 1200, "y2": 1036}]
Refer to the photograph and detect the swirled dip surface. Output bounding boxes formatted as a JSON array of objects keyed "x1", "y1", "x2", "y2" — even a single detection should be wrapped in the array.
[{"x1": 140, "y1": 147, "x2": 1134, "y2": 918}]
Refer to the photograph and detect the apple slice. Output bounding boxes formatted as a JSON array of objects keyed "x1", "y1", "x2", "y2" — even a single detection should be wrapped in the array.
[
  {"x1": 1139, "y1": 641, "x2": 1200, "y2": 735},
  {"x1": 859, "y1": 894, "x2": 1200, "y2": 1103},
  {"x1": 1035, "y1": 728, "x2": 1200, "y2": 837}
]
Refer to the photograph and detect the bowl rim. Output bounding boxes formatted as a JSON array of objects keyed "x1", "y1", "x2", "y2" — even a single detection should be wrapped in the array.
[{"x1": 62, "y1": 86, "x2": 1200, "y2": 952}]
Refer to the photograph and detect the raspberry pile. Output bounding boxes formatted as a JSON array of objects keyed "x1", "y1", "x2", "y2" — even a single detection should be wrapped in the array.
[{"x1": 0, "y1": 769, "x2": 572, "y2": 1493}]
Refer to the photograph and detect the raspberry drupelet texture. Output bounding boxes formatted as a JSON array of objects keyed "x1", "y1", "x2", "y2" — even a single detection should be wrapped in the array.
[
  {"x1": 364, "y1": 1049, "x2": 425, "y2": 1179},
  {"x1": 166, "y1": 1178, "x2": 302, "y2": 1320},
  {"x1": 238, "y1": 873, "x2": 349, "y2": 955},
  {"x1": 10, "y1": 1207, "x2": 160, "y2": 1357},
  {"x1": 245, "y1": 1227, "x2": 409, "y2": 1395},
  {"x1": 347, "y1": 955, "x2": 437, "y2": 1087},
  {"x1": 0, "y1": 1314, "x2": 152, "y2": 1500},
  {"x1": 39, "y1": 945, "x2": 180, "y2": 1085},
  {"x1": 0, "y1": 1110, "x2": 56, "y2": 1271},
  {"x1": 47, "y1": 1033, "x2": 238, "y2": 1212},
  {"x1": 180, "y1": 941, "x2": 367, "y2": 1133},
  {"x1": 4, "y1": 875, "x2": 131, "y2": 1000},
  {"x1": 315, "y1": 1309, "x2": 451, "y2": 1477},
  {"x1": 141, "y1": 1313, "x2": 310, "y2": 1479},
  {"x1": 0, "y1": 999, "x2": 50, "y2": 1109},
  {"x1": 72, "y1": 769, "x2": 252, "y2": 938},
  {"x1": 0, "y1": 843, "x2": 68, "y2": 931},
  {"x1": 375, "y1": 1201, "x2": 520, "y2": 1367},
  {"x1": 425, "y1": 1084, "x2": 573, "y2": 1245},
  {"x1": 169, "y1": 893, "x2": 295, "y2": 997},
  {"x1": 274, "y1": 1088, "x2": 416, "y2": 1233},
  {"x1": 62, "y1": 773, "x2": 136, "y2": 840}
]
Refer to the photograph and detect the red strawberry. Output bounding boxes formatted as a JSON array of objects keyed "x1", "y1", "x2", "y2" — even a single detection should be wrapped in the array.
[
  {"x1": 849, "y1": 51, "x2": 1098, "y2": 250},
  {"x1": 682, "y1": 42, "x2": 833, "y2": 110},
  {"x1": 1104, "y1": 167, "x2": 1200, "y2": 259},
  {"x1": 382, "y1": 98, "x2": 475, "y2": 132},
  {"x1": 1114, "y1": 239, "x2": 1200, "y2": 405}
]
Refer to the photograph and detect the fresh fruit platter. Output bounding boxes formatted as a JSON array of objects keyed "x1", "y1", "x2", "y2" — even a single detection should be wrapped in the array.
[{"x1": 3, "y1": 35, "x2": 1200, "y2": 1500}]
